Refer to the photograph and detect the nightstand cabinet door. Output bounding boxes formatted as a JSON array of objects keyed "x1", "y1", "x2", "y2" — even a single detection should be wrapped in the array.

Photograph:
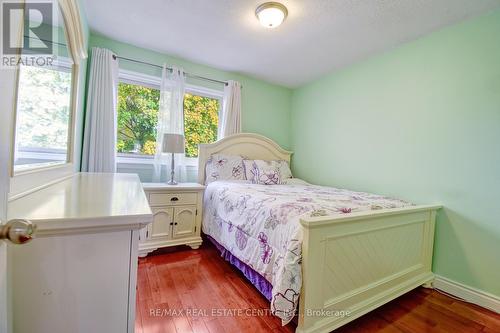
[
  {"x1": 151, "y1": 207, "x2": 174, "y2": 239},
  {"x1": 173, "y1": 206, "x2": 196, "y2": 238}
]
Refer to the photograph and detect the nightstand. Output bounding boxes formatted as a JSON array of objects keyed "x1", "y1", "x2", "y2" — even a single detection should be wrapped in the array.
[{"x1": 139, "y1": 183, "x2": 205, "y2": 257}]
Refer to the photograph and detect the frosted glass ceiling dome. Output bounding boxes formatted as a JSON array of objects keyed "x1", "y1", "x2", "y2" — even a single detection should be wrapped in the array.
[{"x1": 255, "y1": 2, "x2": 288, "y2": 29}]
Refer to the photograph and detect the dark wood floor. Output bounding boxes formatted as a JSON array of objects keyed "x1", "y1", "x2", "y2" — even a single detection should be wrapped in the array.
[{"x1": 136, "y1": 242, "x2": 500, "y2": 333}]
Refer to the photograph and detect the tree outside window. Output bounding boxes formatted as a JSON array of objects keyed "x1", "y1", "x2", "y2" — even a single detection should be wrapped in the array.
[
  {"x1": 117, "y1": 82, "x2": 220, "y2": 158},
  {"x1": 14, "y1": 64, "x2": 72, "y2": 167}
]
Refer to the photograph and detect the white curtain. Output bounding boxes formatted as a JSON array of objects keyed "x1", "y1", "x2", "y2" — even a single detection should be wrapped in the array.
[
  {"x1": 81, "y1": 47, "x2": 119, "y2": 172},
  {"x1": 153, "y1": 65, "x2": 186, "y2": 182},
  {"x1": 218, "y1": 80, "x2": 242, "y2": 139}
]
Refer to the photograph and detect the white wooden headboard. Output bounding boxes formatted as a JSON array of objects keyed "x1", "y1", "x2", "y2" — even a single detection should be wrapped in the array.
[{"x1": 197, "y1": 133, "x2": 293, "y2": 184}]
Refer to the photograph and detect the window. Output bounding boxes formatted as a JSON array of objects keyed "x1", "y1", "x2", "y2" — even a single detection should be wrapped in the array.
[
  {"x1": 116, "y1": 70, "x2": 222, "y2": 163},
  {"x1": 117, "y1": 82, "x2": 160, "y2": 157},
  {"x1": 183, "y1": 93, "x2": 219, "y2": 157},
  {"x1": 14, "y1": 58, "x2": 73, "y2": 170}
]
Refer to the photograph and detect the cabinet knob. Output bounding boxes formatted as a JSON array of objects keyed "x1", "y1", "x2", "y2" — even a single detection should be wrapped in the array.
[{"x1": 170, "y1": 197, "x2": 179, "y2": 202}]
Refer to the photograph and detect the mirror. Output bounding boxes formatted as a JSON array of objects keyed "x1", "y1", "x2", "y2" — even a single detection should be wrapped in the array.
[{"x1": 13, "y1": 1, "x2": 75, "y2": 173}]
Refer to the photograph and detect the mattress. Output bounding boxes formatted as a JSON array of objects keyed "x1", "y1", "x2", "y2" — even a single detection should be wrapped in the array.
[{"x1": 202, "y1": 180, "x2": 413, "y2": 325}]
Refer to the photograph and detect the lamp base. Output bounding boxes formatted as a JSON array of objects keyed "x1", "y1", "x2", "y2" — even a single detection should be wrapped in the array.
[{"x1": 167, "y1": 152, "x2": 178, "y2": 185}]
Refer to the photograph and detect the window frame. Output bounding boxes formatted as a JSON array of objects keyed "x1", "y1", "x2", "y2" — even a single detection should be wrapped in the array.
[{"x1": 116, "y1": 68, "x2": 223, "y2": 167}]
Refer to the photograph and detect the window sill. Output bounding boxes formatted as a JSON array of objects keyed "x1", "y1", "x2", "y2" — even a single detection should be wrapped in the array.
[{"x1": 116, "y1": 155, "x2": 198, "y2": 166}]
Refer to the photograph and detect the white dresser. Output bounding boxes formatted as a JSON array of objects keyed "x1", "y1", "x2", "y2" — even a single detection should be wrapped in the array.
[
  {"x1": 139, "y1": 183, "x2": 205, "y2": 257},
  {"x1": 7, "y1": 173, "x2": 152, "y2": 333}
]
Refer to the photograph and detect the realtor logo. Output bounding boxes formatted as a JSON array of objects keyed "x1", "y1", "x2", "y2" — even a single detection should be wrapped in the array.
[{"x1": 1, "y1": 0, "x2": 55, "y2": 68}]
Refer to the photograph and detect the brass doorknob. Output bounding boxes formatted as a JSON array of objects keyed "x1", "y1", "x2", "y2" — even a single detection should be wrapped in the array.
[{"x1": 0, "y1": 219, "x2": 37, "y2": 244}]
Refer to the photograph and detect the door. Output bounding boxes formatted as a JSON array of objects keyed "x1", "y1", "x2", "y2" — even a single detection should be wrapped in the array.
[
  {"x1": 0, "y1": 46, "x2": 15, "y2": 333},
  {"x1": 173, "y1": 206, "x2": 197, "y2": 238},
  {"x1": 0, "y1": 1, "x2": 36, "y2": 331},
  {"x1": 0, "y1": 0, "x2": 23, "y2": 330},
  {"x1": 150, "y1": 207, "x2": 174, "y2": 239}
]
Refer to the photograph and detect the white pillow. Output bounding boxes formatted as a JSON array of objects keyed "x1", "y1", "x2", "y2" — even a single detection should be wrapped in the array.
[
  {"x1": 205, "y1": 154, "x2": 246, "y2": 184},
  {"x1": 243, "y1": 160, "x2": 292, "y2": 185},
  {"x1": 284, "y1": 178, "x2": 309, "y2": 185}
]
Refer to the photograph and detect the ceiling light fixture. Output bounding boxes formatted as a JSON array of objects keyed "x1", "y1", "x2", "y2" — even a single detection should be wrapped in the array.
[{"x1": 255, "y1": 2, "x2": 288, "y2": 29}]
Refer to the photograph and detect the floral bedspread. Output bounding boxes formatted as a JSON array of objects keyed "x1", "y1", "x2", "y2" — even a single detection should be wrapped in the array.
[{"x1": 202, "y1": 180, "x2": 413, "y2": 325}]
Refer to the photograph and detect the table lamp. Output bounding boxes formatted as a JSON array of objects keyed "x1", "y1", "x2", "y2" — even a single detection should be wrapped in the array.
[{"x1": 162, "y1": 133, "x2": 185, "y2": 185}]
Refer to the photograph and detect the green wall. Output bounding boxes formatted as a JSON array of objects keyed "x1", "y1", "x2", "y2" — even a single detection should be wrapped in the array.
[
  {"x1": 87, "y1": 33, "x2": 292, "y2": 149},
  {"x1": 291, "y1": 9, "x2": 500, "y2": 295}
]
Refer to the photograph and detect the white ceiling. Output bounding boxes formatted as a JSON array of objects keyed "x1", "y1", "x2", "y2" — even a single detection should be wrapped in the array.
[{"x1": 81, "y1": 0, "x2": 500, "y2": 88}]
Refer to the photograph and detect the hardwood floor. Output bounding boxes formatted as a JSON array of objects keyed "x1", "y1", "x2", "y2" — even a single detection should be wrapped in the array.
[{"x1": 136, "y1": 242, "x2": 500, "y2": 333}]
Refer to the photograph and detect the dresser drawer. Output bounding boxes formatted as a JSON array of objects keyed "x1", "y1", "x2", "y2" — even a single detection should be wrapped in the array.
[{"x1": 149, "y1": 192, "x2": 197, "y2": 206}]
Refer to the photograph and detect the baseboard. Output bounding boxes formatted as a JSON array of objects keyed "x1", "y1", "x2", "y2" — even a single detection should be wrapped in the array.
[{"x1": 433, "y1": 275, "x2": 500, "y2": 314}]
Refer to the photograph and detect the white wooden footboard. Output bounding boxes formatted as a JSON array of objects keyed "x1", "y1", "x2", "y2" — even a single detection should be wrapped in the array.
[{"x1": 297, "y1": 205, "x2": 440, "y2": 333}]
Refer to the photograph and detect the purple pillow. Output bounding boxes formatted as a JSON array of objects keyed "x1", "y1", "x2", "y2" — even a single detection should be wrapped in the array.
[{"x1": 243, "y1": 160, "x2": 292, "y2": 185}]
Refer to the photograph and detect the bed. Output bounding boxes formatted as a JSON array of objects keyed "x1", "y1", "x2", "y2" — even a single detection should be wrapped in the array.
[{"x1": 198, "y1": 133, "x2": 440, "y2": 333}]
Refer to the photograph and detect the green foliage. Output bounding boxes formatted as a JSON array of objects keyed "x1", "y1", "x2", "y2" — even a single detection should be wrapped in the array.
[
  {"x1": 16, "y1": 65, "x2": 72, "y2": 150},
  {"x1": 142, "y1": 140, "x2": 156, "y2": 155},
  {"x1": 183, "y1": 93, "x2": 219, "y2": 157},
  {"x1": 117, "y1": 83, "x2": 159, "y2": 154},
  {"x1": 117, "y1": 83, "x2": 219, "y2": 158}
]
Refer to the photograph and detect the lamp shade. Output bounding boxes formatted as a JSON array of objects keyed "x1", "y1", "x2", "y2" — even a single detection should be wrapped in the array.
[{"x1": 162, "y1": 133, "x2": 185, "y2": 153}]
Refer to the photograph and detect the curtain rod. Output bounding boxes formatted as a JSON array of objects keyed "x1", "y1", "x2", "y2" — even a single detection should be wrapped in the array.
[
  {"x1": 22, "y1": 36, "x2": 233, "y2": 87},
  {"x1": 24, "y1": 35, "x2": 67, "y2": 48},
  {"x1": 112, "y1": 55, "x2": 229, "y2": 86}
]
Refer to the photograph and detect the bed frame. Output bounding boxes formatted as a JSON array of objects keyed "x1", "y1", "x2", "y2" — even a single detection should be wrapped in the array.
[{"x1": 198, "y1": 133, "x2": 440, "y2": 333}]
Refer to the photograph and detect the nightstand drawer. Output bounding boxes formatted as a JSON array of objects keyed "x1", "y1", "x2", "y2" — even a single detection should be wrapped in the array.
[{"x1": 149, "y1": 192, "x2": 197, "y2": 206}]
